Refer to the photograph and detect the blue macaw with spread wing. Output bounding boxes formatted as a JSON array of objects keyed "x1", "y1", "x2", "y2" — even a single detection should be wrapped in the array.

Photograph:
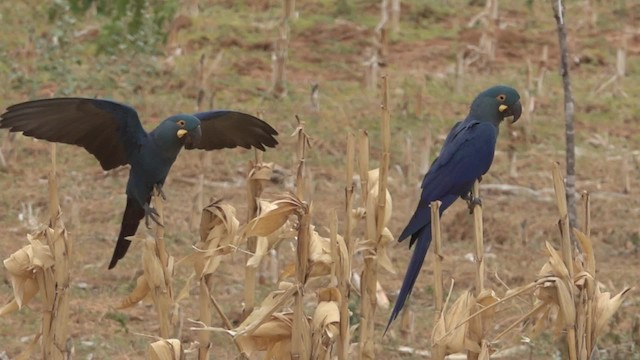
[{"x1": 1, "y1": 98, "x2": 278, "y2": 269}]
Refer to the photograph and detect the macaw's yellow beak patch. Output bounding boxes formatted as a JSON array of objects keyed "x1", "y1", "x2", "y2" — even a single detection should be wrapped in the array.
[
  {"x1": 177, "y1": 129, "x2": 188, "y2": 138},
  {"x1": 498, "y1": 104, "x2": 508, "y2": 112}
]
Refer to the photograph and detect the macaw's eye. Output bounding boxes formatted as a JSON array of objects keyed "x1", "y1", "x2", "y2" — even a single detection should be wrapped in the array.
[
  {"x1": 177, "y1": 120, "x2": 186, "y2": 127},
  {"x1": 496, "y1": 94, "x2": 506, "y2": 101}
]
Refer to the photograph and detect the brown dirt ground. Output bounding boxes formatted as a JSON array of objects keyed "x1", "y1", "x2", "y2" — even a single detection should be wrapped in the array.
[{"x1": 0, "y1": 1, "x2": 639, "y2": 359}]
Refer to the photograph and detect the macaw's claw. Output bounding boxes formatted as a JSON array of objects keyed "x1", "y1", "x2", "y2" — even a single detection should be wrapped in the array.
[
  {"x1": 154, "y1": 184, "x2": 167, "y2": 200},
  {"x1": 144, "y1": 204, "x2": 163, "y2": 228},
  {"x1": 461, "y1": 192, "x2": 482, "y2": 214}
]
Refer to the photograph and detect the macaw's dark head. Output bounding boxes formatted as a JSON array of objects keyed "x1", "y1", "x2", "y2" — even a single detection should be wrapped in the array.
[
  {"x1": 469, "y1": 85, "x2": 522, "y2": 126},
  {"x1": 158, "y1": 114, "x2": 202, "y2": 148}
]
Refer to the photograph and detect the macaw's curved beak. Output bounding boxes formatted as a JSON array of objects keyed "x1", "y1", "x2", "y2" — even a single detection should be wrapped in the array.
[
  {"x1": 184, "y1": 125, "x2": 202, "y2": 148},
  {"x1": 506, "y1": 100, "x2": 522, "y2": 123}
]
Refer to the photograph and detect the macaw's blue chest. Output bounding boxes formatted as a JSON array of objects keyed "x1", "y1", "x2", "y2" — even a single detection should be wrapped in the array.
[{"x1": 125, "y1": 139, "x2": 181, "y2": 204}]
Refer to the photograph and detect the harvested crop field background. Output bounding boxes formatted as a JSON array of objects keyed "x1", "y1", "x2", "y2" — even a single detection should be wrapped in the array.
[{"x1": 0, "y1": 1, "x2": 638, "y2": 359}]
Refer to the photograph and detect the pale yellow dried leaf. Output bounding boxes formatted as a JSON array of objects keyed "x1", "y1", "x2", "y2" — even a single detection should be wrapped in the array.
[
  {"x1": 555, "y1": 277, "x2": 576, "y2": 328},
  {"x1": 376, "y1": 281, "x2": 390, "y2": 309},
  {"x1": 142, "y1": 237, "x2": 167, "y2": 292},
  {"x1": 573, "y1": 229, "x2": 596, "y2": 276},
  {"x1": 308, "y1": 230, "x2": 333, "y2": 277},
  {"x1": 366, "y1": 183, "x2": 392, "y2": 227},
  {"x1": 245, "y1": 201, "x2": 299, "y2": 237},
  {"x1": 247, "y1": 236, "x2": 269, "y2": 268},
  {"x1": 377, "y1": 227, "x2": 396, "y2": 274},
  {"x1": 117, "y1": 275, "x2": 151, "y2": 309},
  {"x1": 3, "y1": 242, "x2": 54, "y2": 310},
  {"x1": 335, "y1": 233, "x2": 349, "y2": 281},
  {"x1": 433, "y1": 291, "x2": 475, "y2": 354},
  {"x1": 251, "y1": 316, "x2": 293, "y2": 337},
  {"x1": 543, "y1": 242, "x2": 570, "y2": 281},
  {"x1": 469, "y1": 290, "x2": 499, "y2": 341},
  {"x1": 201, "y1": 255, "x2": 222, "y2": 277},
  {"x1": 148, "y1": 339, "x2": 181, "y2": 360},
  {"x1": 26, "y1": 234, "x2": 55, "y2": 269},
  {"x1": 175, "y1": 274, "x2": 192, "y2": 303},
  {"x1": 249, "y1": 162, "x2": 274, "y2": 181},
  {"x1": 235, "y1": 285, "x2": 298, "y2": 336},
  {"x1": 312, "y1": 300, "x2": 340, "y2": 330},
  {"x1": 234, "y1": 313, "x2": 295, "y2": 357},
  {"x1": 0, "y1": 278, "x2": 38, "y2": 315},
  {"x1": 593, "y1": 286, "x2": 630, "y2": 338},
  {"x1": 311, "y1": 293, "x2": 341, "y2": 359}
]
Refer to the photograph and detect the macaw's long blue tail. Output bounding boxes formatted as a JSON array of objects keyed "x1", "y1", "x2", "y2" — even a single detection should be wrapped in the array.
[{"x1": 384, "y1": 224, "x2": 432, "y2": 334}]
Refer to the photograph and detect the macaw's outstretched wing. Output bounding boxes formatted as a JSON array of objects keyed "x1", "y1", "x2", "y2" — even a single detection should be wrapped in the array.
[
  {"x1": 188, "y1": 111, "x2": 278, "y2": 151},
  {"x1": 0, "y1": 98, "x2": 147, "y2": 170}
]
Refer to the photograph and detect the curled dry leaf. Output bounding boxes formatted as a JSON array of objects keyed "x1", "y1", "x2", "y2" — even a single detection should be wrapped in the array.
[
  {"x1": 366, "y1": 169, "x2": 392, "y2": 226},
  {"x1": 245, "y1": 193, "x2": 306, "y2": 238},
  {"x1": 235, "y1": 313, "x2": 293, "y2": 358},
  {"x1": 468, "y1": 290, "x2": 499, "y2": 344},
  {"x1": 148, "y1": 339, "x2": 182, "y2": 360},
  {"x1": 248, "y1": 162, "x2": 274, "y2": 181},
  {"x1": 143, "y1": 236, "x2": 168, "y2": 293},
  {"x1": 433, "y1": 291, "x2": 481, "y2": 355},
  {"x1": 194, "y1": 201, "x2": 239, "y2": 277},
  {"x1": 117, "y1": 275, "x2": 151, "y2": 309},
  {"x1": 311, "y1": 288, "x2": 341, "y2": 359},
  {"x1": 377, "y1": 227, "x2": 396, "y2": 274},
  {"x1": 592, "y1": 286, "x2": 631, "y2": 339},
  {"x1": 1, "y1": 236, "x2": 55, "y2": 314},
  {"x1": 246, "y1": 200, "x2": 295, "y2": 268}
]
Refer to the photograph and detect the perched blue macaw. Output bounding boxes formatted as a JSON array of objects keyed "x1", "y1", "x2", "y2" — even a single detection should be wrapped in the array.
[
  {"x1": 386, "y1": 85, "x2": 522, "y2": 331},
  {"x1": 0, "y1": 98, "x2": 278, "y2": 269}
]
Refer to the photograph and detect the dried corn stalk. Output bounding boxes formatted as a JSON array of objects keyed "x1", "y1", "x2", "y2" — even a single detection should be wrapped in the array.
[
  {"x1": 244, "y1": 155, "x2": 273, "y2": 319},
  {"x1": 117, "y1": 191, "x2": 174, "y2": 338},
  {"x1": 193, "y1": 284, "x2": 300, "y2": 358},
  {"x1": 359, "y1": 74, "x2": 392, "y2": 360},
  {"x1": 193, "y1": 200, "x2": 240, "y2": 359},
  {"x1": 0, "y1": 146, "x2": 72, "y2": 359},
  {"x1": 311, "y1": 288, "x2": 341, "y2": 360}
]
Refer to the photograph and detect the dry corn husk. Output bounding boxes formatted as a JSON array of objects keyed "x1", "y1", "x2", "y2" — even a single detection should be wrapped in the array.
[
  {"x1": 311, "y1": 287, "x2": 341, "y2": 360},
  {"x1": 194, "y1": 201, "x2": 240, "y2": 276},
  {"x1": 432, "y1": 291, "x2": 482, "y2": 355},
  {"x1": 246, "y1": 200, "x2": 295, "y2": 268},
  {"x1": 244, "y1": 193, "x2": 305, "y2": 238},
  {"x1": 148, "y1": 339, "x2": 182, "y2": 360},
  {"x1": 1, "y1": 236, "x2": 54, "y2": 315},
  {"x1": 354, "y1": 169, "x2": 395, "y2": 274},
  {"x1": 196, "y1": 284, "x2": 301, "y2": 357}
]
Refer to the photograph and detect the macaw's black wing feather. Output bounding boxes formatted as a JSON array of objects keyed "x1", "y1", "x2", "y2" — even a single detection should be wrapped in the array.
[
  {"x1": 108, "y1": 196, "x2": 146, "y2": 269},
  {"x1": 187, "y1": 111, "x2": 278, "y2": 151},
  {"x1": 0, "y1": 98, "x2": 147, "y2": 170}
]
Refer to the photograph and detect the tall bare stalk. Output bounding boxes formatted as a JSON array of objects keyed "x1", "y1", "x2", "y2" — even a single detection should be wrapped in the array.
[
  {"x1": 243, "y1": 149, "x2": 265, "y2": 320},
  {"x1": 291, "y1": 117, "x2": 311, "y2": 359},
  {"x1": 42, "y1": 144, "x2": 72, "y2": 360},
  {"x1": 337, "y1": 132, "x2": 355, "y2": 360},
  {"x1": 551, "y1": 0, "x2": 578, "y2": 231},
  {"x1": 359, "y1": 74, "x2": 391, "y2": 360},
  {"x1": 552, "y1": 162, "x2": 577, "y2": 360},
  {"x1": 431, "y1": 200, "x2": 445, "y2": 360},
  {"x1": 149, "y1": 189, "x2": 174, "y2": 339}
]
